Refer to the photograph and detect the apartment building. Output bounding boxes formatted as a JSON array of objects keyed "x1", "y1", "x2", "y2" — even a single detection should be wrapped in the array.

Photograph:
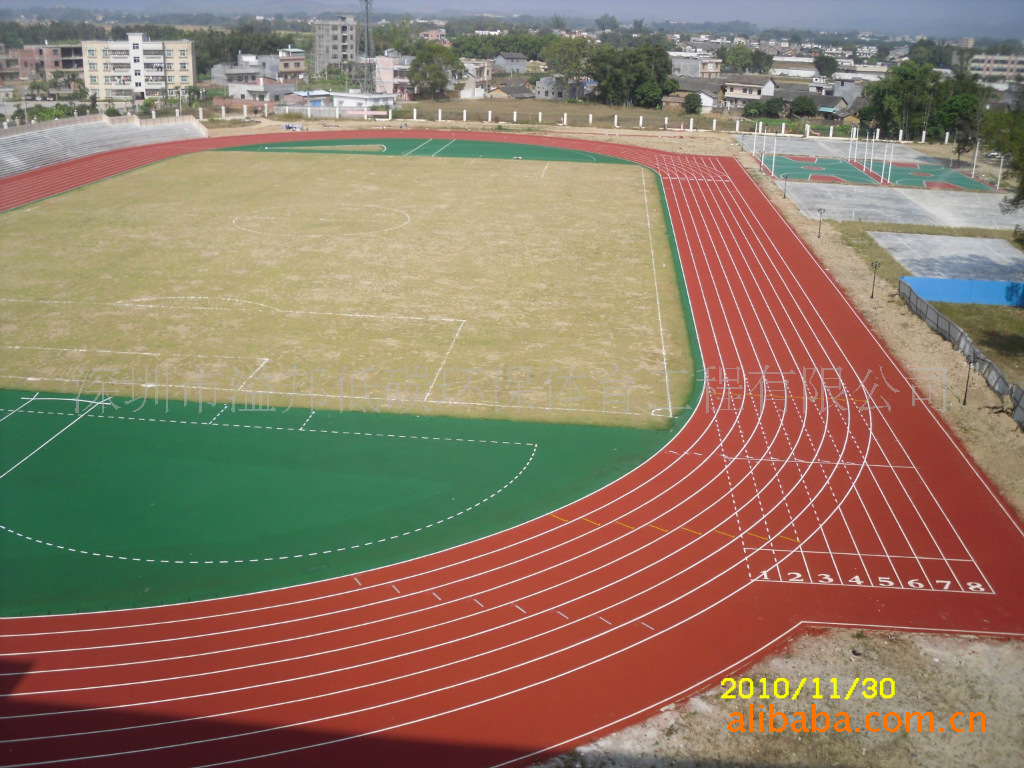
[
  {"x1": 312, "y1": 16, "x2": 357, "y2": 74},
  {"x1": 968, "y1": 53, "x2": 1022, "y2": 81},
  {"x1": 17, "y1": 42, "x2": 83, "y2": 82},
  {"x1": 82, "y1": 33, "x2": 195, "y2": 102}
]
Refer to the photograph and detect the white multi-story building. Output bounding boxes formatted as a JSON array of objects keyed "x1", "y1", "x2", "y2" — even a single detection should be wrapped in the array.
[
  {"x1": 82, "y1": 33, "x2": 195, "y2": 103},
  {"x1": 312, "y1": 16, "x2": 357, "y2": 74}
]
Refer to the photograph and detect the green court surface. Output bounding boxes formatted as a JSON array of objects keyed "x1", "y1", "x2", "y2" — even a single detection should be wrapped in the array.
[
  {"x1": 220, "y1": 137, "x2": 631, "y2": 164},
  {"x1": 761, "y1": 154, "x2": 876, "y2": 184},
  {"x1": 863, "y1": 159, "x2": 995, "y2": 191}
]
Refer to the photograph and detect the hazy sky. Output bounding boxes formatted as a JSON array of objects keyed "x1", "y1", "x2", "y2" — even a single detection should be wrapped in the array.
[
  {"x1": 2, "y1": 0, "x2": 1023, "y2": 37},
  {"x1": 388, "y1": 0, "x2": 1024, "y2": 37}
]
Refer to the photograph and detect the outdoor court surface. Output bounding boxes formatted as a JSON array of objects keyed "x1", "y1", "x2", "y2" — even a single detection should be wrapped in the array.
[
  {"x1": 2, "y1": 131, "x2": 1024, "y2": 767},
  {"x1": 758, "y1": 153, "x2": 993, "y2": 191}
]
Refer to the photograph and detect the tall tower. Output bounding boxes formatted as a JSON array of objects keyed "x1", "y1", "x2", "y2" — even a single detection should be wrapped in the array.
[{"x1": 358, "y1": 0, "x2": 376, "y2": 92}]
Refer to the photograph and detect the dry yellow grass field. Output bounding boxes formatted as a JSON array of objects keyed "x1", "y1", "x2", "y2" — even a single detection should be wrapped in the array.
[{"x1": 0, "y1": 150, "x2": 694, "y2": 428}]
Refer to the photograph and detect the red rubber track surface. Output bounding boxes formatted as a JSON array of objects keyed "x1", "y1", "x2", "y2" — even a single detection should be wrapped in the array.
[{"x1": 3, "y1": 130, "x2": 1024, "y2": 768}]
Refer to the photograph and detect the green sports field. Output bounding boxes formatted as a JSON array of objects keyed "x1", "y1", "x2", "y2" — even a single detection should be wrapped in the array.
[{"x1": 0, "y1": 140, "x2": 701, "y2": 615}]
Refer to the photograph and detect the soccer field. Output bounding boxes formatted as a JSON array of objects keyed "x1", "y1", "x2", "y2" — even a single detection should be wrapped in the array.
[{"x1": 0, "y1": 150, "x2": 693, "y2": 428}]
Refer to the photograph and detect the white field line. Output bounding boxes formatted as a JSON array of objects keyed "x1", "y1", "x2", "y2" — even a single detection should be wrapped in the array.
[
  {"x1": 640, "y1": 168, "x2": 673, "y2": 416},
  {"x1": 0, "y1": 392, "x2": 38, "y2": 423},
  {"x1": 424, "y1": 320, "x2": 466, "y2": 403},
  {"x1": 0, "y1": 398, "x2": 109, "y2": 481}
]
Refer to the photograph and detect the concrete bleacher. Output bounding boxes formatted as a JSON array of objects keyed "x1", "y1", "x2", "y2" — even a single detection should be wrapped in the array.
[{"x1": 0, "y1": 117, "x2": 206, "y2": 178}]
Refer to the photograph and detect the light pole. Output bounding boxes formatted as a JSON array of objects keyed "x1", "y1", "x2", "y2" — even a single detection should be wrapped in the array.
[
  {"x1": 962, "y1": 350, "x2": 977, "y2": 406},
  {"x1": 817, "y1": 208, "x2": 825, "y2": 238},
  {"x1": 870, "y1": 260, "x2": 881, "y2": 298},
  {"x1": 783, "y1": 173, "x2": 790, "y2": 199}
]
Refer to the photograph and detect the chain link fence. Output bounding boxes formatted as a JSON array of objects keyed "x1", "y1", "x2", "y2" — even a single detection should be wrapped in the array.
[{"x1": 899, "y1": 280, "x2": 1024, "y2": 429}]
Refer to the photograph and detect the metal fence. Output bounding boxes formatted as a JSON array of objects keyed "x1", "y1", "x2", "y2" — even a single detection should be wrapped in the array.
[{"x1": 899, "y1": 279, "x2": 1024, "y2": 429}]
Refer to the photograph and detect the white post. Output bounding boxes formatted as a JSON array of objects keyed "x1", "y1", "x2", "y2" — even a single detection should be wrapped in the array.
[
  {"x1": 513, "y1": 110, "x2": 517, "y2": 123},
  {"x1": 589, "y1": 113, "x2": 593, "y2": 125},
  {"x1": 242, "y1": 104, "x2": 248, "y2": 118},
  {"x1": 413, "y1": 108, "x2": 417, "y2": 120},
  {"x1": 564, "y1": 112, "x2": 568, "y2": 125},
  {"x1": 689, "y1": 117, "x2": 694, "y2": 131},
  {"x1": 805, "y1": 123, "x2": 810, "y2": 137},
  {"x1": 712, "y1": 118, "x2": 717, "y2": 131},
  {"x1": 388, "y1": 109, "x2": 392, "y2": 120},
  {"x1": 781, "y1": 122, "x2": 786, "y2": 135},
  {"x1": 639, "y1": 115, "x2": 643, "y2": 128},
  {"x1": 463, "y1": 109, "x2": 467, "y2": 122},
  {"x1": 307, "y1": 106, "x2": 312, "y2": 118},
  {"x1": 614, "y1": 114, "x2": 618, "y2": 128},
  {"x1": 221, "y1": 106, "x2": 226, "y2": 118},
  {"x1": 175, "y1": 108, "x2": 180, "y2": 117},
  {"x1": 997, "y1": 154, "x2": 1005, "y2": 189},
  {"x1": 735, "y1": 119, "x2": 740, "y2": 132},
  {"x1": 363, "y1": 109, "x2": 368, "y2": 121},
  {"x1": 898, "y1": 129, "x2": 903, "y2": 143},
  {"x1": 888, "y1": 144, "x2": 895, "y2": 183},
  {"x1": 921, "y1": 129, "x2": 926, "y2": 143},
  {"x1": 264, "y1": 104, "x2": 269, "y2": 117},
  {"x1": 335, "y1": 106, "x2": 340, "y2": 119},
  {"x1": 971, "y1": 138, "x2": 980, "y2": 178},
  {"x1": 664, "y1": 116, "x2": 668, "y2": 129},
  {"x1": 198, "y1": 107, "x2": 203, "y2": 120},
  {"x1": 538, "y1": 112, "x2": 542, "y2": 123},
  {"x1": 829, "y1": 125, "x2": 834, "y2": 138},
  {"x1": 944, "y1": 131, "x2": 950, "y2": 144},
  {"x1": 487, "y1": 110, "x2": 492, "y2": 122},
  {"x1": 438, "y1": 108, "x2": 442, "y2": 121},
  {"x1": 151, "y1": 109, "x2": 156, "y2": 119},
  {"x1": 875, "y1": 128, "x2": 880, "y2": 141}
]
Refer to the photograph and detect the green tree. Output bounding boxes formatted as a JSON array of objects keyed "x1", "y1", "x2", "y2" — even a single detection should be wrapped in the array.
[
  {"x1": 864, "y1": 60, "x2": 942, "y2": 138},
  {"x1": 374, "y1": 17, "x2": 416, "y2": 54},
  {"x1": 909, "y1": 38, "x2": 954, "y2": 68},
  {"x1": 790, "y1": 94, "x2": 818, "y2": 117},
  {"x1": 981, "y1": 96, "x2": 1024, "y2": 213},
  {"x1": 541, "y1": 36, "x2": 591, "y2": 91},
  {"x1": 750, "y1": 50, "x2": 774, "y2": 74},
  {"x1": 550, "y1": 14, "x2": 567, "y2": 32},
  {"x1": 683, "y1": 92, "x2": 702, "y2": 114},
  {"x1": 743, "y1": 100, "x2": 763, "y2": 117},
  {"x1": 762, "y1": 97, "x2": 785, "y2": 117},
  {"x1": 814, "y1": 54, "x2": 839, "y2": 78},
  {"x1": 595, "y1": 14, "x2": 619, "y2": 31},
  {"x1": 408, "y1": 42, "x2": 466, "y2": 97},
  {"x1": 722, "y1": 44, "x2": 753, "y2": 73},
  {"x1": 634, "y1": 79, "x2": 663, "y2": 108},
  {"x1": 941, "y1": 92, "x2": 984, "y2": 165}
]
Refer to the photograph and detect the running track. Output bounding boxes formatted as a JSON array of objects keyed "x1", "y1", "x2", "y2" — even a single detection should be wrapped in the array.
[{"x1": 2, "y1": 130, "x2": 1023, "y2": 767}]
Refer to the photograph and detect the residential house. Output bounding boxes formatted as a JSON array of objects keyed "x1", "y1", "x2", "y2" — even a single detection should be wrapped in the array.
[
  {"x1": 535, "y1": 74, "x2": 590, "y2": 101},
  {"x1": 419, "y1": 29, "x2": 449, "y2": 45},
  {"x1": 494, "y1": 52, "x2": 527, "y2": 74},
  {"x1": 227, "y1": 76, "x2": 295, "y2": 103},
  {"x1": 668, "y1": 51, "x2": 722, "y2": 79},
  {"x1": 17, "y1": 42, "x2": 83, "y2": 82},
  {"x1": 770, "y1": 56, "x2": 818, "y2": 79},
  {"x1": 720, "y1": 75, "x2": 776, "y2": 110},
  {"x1": 490, "y1": 83, "x2": 535, "y2": 99},
  {"x1": 668, "y1": 76, "x2": 724, "y2": 111},
  {"x1": 374, "y1": 50, "x2": 413, "y2": 98}
]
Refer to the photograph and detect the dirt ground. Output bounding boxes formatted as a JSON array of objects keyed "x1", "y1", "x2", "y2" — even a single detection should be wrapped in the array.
[{"x1": 210, "y1": 117, "x2": 1024, "y2": 767}]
